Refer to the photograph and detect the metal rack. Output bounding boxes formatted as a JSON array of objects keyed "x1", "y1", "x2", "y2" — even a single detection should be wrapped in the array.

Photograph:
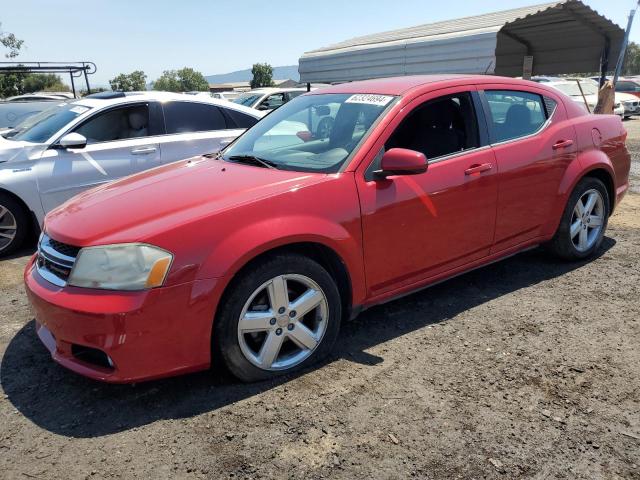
[{"x1": 0, "y1": 61, "x2": 97, "y2": 97}]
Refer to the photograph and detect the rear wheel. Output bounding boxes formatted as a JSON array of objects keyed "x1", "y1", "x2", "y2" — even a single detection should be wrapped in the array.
[
  {"x1": 0, "y1": 193, "x2": 28, "y2": 257},
  {"x1": 213, "y1": 253, "x2": 342, "y2": 382},
  {"x1": 546, "y1": 177, "x2": 609, "y2": 260}
]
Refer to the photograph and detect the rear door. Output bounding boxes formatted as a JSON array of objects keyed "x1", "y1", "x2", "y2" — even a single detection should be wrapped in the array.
[
  {"x1": 157, "y1": 101, "x2": 245, "y2": 163},
  {"x1": 479, "y1": 85, "x2": 577, "y2": 253},
  {"x1": 38, "y1": 101, "x2": 162, "y2": 213}
]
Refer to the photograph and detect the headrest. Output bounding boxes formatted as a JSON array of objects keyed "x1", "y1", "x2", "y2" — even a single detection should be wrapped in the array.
[
  {"x1": 128, "y1": 111, "x2": 147, "y2": 130},
  {"x1": 505, "y1": 104, "x2": 531, "y2": 126}
]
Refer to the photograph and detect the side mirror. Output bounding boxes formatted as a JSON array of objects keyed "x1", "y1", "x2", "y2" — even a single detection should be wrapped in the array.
[
  {"x1": 375, "y1": 148, "x2": 428, "y2": 179},
  {"x1": 257, "y1": 104, "x2": 271, "y2": 111},
  {"x1": 58, "y1": 132, "x2": 87, "y2": 149}
]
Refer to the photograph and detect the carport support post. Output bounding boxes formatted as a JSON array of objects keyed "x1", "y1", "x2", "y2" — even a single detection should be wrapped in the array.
[
  {"x1": 69, "y1": 72, "x2": 76, "y2": 98},
  {"x1": 307, "y1": 82, "x2": 311, "y2": 92}
]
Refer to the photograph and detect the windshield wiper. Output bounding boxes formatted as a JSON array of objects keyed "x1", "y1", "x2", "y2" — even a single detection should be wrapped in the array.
[{"x1": 227, "y1": 155, "x2": 278, "y2": 170}]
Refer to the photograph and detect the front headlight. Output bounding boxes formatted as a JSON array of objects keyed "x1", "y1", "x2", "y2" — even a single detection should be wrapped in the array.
[{"x1": 68, "y1": 244, "x2": 173, "y2": 291}]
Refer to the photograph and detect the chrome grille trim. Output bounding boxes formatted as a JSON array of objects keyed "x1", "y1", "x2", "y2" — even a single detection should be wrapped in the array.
[{"x1": 36, "y1": 234, "x2": 79, "y2": 287}]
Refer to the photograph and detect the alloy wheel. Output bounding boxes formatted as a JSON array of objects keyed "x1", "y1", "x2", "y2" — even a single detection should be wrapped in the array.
[
  {"x1": 0, "y1": 205, "x2": 17, "y2": 253},
  {"x1": 570, "y1": 188, "x2": 605, "y2": 252},
  {"x1": 237, "y1": 274, "x2": 329, "y2": 371}
]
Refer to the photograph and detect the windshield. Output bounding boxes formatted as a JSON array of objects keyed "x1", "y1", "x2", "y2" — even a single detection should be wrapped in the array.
[
  {"x1": 233, "y1": 93, "x2": 264, "y2": 107},
  {"x1": 223, "y1": 93, "x2": 396, "y2": 173},
  {"x1": 9, "y1": 103, "x2": 91, "y2": 143},
  {"x1": 553, "y1": 81, "x2": 598, "y2": 97}
]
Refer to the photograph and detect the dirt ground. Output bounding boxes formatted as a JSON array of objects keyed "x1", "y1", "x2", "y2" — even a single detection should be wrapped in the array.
[{"x1": 1, "y1": 121, "x2": 639, "y2": 480}]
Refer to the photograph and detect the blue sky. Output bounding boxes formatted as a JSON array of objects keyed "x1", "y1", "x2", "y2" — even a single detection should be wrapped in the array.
[{"x1": 2, "y1": 0, "x2": 639, "y2": 86}]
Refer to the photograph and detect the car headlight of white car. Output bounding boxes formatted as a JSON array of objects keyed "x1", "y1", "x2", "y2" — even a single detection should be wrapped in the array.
[{"x1": 68, "y1": 244, "x2": 173, "y2": 291}]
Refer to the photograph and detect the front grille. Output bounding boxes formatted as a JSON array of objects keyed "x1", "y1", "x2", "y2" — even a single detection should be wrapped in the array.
[
  {"x1": 36, "y1": 234, "x2": 79, "y2": 287},
  {"x1": 47, "y1": 238, "x2": 80, "y2": 258}
]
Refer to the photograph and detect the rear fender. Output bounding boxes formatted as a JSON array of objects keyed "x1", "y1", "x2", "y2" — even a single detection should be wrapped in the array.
[{"x1": 541, "y1": 149, "x2": 614, "y2": 238}]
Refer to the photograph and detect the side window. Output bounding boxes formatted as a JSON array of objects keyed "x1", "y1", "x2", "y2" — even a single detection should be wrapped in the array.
[
  {"x1": 74, "y1": 104, "x2": 149, "y2": 144},
  {"x1": 484, "y1": 90, "x2": 547, "y2": 143},
  {"x1": 385, "y1": 92, "x2": 480, "y2": 160},
  {"x1": 163, "y1": 102, "x2": 227, "y2": 134},
  {"x1": 222, "y1": 108, "x2": 258, "y2": 129},
  {"x1": 287, "y1": 91, "x2": 304, "y2": 101},
  {"x1": 261, "y1": 93, "x2": 286, "y2": 110},
  {"x1": 616, "y1": 81, "x2": 633, "y2": 92}
]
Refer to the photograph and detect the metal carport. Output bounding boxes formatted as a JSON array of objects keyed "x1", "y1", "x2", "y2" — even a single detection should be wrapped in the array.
[{"x1": 298, "y1": 1, "x2": 624, "y2": 83}]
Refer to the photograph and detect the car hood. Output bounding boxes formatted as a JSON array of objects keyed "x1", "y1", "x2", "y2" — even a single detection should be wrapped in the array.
[
  {"x1": 616, "y1": 92, "x2": 639, "y2": 102},
  {"x1": 45, "y1": 157, "x2": 328, "y2": 246},
  {"x1": 0, "y1": 136, "x2": 44, "y2": 163}
]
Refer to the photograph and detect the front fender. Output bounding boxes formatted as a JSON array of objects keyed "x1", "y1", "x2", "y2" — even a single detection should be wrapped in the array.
[{"x1": 197, "y1": 214, "x2": 366, "y2": 305}]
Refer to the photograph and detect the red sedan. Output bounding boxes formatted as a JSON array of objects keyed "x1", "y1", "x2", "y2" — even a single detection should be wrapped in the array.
[{"x1": 24, "y1": 75, "x2": 631, "y2": 383}]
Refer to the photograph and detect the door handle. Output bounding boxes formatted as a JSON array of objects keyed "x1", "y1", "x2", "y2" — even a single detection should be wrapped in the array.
[
  {"x1": 464, "y1": 163, "x2": 493, "y2": 175},
  {"x1": 130, "y1": 146, "x2": 157, "y2": 155},
  {"x1": 552, "y1": 139, "x2": 574, "y2": 150}
]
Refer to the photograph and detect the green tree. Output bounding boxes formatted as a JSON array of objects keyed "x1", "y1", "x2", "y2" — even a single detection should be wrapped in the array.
[
  {"x1": 153, "y1": 67, "x2": 208, "y2": 92},
  {"x1": 250, "y1": 63, "x2": 274, "y2": 88},
  {"x1": 0, "y1": 23, "x2": 23, "y2": 58},
  {"x1": 22, "y1": 74, "x2": 69, "y2": 93},
  {"x1": 109, "y1": 70, "x2": 147, "y2": 91},
  {"x1": 623, "y1": 41, "x2": 640, "y2": 76},
  {"x1": 0, "y1": 23, "x2": 25, "y2": 97}
]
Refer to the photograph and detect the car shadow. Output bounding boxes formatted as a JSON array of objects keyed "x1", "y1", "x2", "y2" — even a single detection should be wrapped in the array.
[{"x1": 0, "y1": 238, "x2": 616, "y2": 438}]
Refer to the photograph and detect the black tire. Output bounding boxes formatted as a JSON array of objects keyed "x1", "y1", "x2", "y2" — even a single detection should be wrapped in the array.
[
  {"x1": 0, "y1": 193, "x2": 29, "y2": 257},
  {"x1": 545, "y1": 177, "x2": 609, "y2": 261},
  {"x1": 213, "y1": 253, "x2": 342, "y2": 382}
]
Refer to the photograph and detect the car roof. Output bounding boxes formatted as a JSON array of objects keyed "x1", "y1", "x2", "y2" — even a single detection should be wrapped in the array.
[
  {"x1": 72, "y1": 91, "x2": 262, "y2": 117},
  {"x1": 247, "y1": 87, "x2": 308, "y2": 93},
  {"x1": 306, "y1": 74, "x2": 556, "y2": 96}
]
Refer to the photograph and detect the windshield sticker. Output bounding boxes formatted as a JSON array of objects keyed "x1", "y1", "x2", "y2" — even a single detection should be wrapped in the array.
[
  {"x1": 345, "y1": 94, "x2": 393, "y2": 106},
  {"x1": 70, "y1": 106, "x2": 90, "y2": 114}
]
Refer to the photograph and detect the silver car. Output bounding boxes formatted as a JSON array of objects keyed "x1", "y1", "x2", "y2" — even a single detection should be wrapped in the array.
[{"x1": 0, "y1": 91, "x2": 263, "y2": 255}]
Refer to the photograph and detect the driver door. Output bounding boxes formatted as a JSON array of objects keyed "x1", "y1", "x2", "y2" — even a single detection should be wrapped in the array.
[
  {"x1": 37, "y1": 102, "x2": 161, "y2": 213},
  {"x1": 355, "y1": 88, "x2": 499, "y2": 297}
]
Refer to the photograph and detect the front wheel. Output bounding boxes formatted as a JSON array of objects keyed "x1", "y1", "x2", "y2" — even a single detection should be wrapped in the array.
[
  {"x1": 546, "y1": 177, "x2": 609, "y2": 260},
  {"x1": 213, "y1": 253, "x2": 342, "y2": 382},
  {"x1": 0, "y1": 193, "x2": 29, "y2": 257}
]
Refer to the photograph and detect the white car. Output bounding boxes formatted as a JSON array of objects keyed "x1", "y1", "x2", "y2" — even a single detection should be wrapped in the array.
[
  {"x1": 545, "y1": 80, "x2": 629, "y2": 118},
  {"x1": 211, "y1": 91, "x2": 240, "y2": 102},
  {"x1": 232, "y1": 87, "x2": 309, "y2": 111},
  {"x1": 0, "y1": 91, "x2": 263, "y2": 255}
]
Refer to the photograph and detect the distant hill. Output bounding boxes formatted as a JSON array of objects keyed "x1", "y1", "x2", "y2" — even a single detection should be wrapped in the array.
[{"x1": 205, "y1": 65, "x2": 299, "y2": 84}]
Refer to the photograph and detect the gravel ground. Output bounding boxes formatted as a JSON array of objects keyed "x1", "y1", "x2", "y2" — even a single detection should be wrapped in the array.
[{"x1": 0, "y1": 120, "x2": 639, "y2": 480}]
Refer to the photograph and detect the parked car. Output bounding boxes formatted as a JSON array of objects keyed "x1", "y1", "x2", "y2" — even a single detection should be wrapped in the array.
[
  {"x1": 0, "y1": 91, "x2": 262, "y2": 255},
  {"x1": 0, "y1": 98, "x2": 69, "y2": 132},
  {"x1": 590, "y1": 77, "x2": 640, "y2": 100},
  {"x1": 545, "y1": 80, "x2": 628, "y2": 118},
  {"x1": 211, "y1": 91, "x2": 240, "y2": 102},
  {"x1": 25, "y1": 75, "x2": 630, "y2": 383},
  {"x1": 233, "y1": 87, "x2": 308, "y2": 111},
  {"x1": 6, "y1": 92, "x2": 75, "y2": 102}
]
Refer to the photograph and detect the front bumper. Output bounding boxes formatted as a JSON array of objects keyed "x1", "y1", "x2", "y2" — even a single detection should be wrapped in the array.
[{"x1": 24, "y1": 256, "x2": 221, "y2": 383}]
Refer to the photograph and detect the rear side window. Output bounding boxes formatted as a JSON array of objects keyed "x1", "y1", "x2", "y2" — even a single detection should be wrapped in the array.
[
  {"x1": 222, "y1": 108, "x2": 258, "y2": 129},
  {"x1": 484, "y1": 90, "x2": 547, "y2": 143},
  {"x1": 163, "y1": 102, "x2": 227, "y2": 134}
]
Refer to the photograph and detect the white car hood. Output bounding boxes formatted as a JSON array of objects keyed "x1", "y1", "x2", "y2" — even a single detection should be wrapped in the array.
[{"x1": 0, "y1": 135, "x2": 45, "y2": 164}]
